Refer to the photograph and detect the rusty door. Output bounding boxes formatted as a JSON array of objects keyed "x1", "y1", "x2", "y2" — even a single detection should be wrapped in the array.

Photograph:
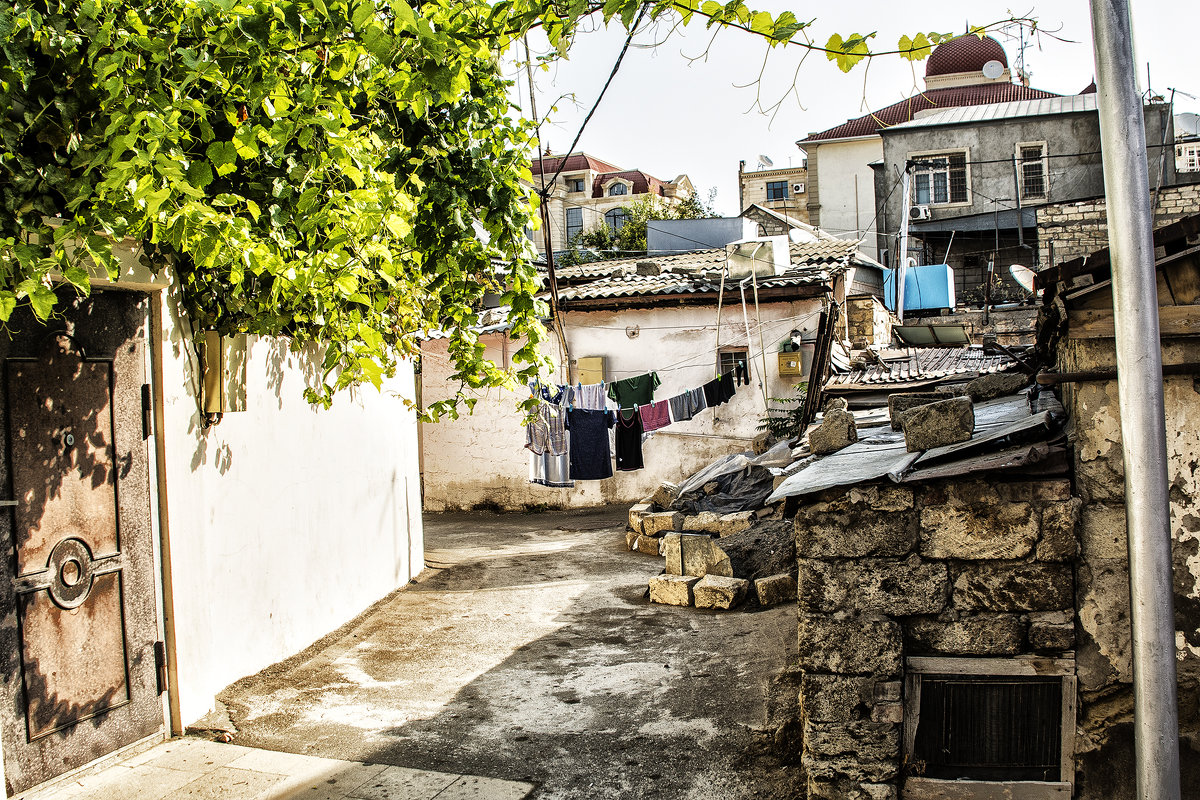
[{"x1": 0, "y1": 292, "x2": 164, "y2": 795}]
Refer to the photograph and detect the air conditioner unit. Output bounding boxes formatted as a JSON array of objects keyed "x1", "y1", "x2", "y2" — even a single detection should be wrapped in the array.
[
  {"x1": 792, "y1": 183, "x2": 805, "y2": 194},
  {"x1": 910, "y1": 204, "x2": 933, "y2": 222}
]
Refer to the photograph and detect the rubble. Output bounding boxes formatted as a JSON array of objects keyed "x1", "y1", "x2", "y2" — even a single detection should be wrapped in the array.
[
  {"x1": 641, "y1": 511, "x2": 682, "y2": 537},
  {"x1": 886, "y1": 392, "x2": 945, "y2": 430},
  {"x1": 899, "y1": 396, "x2": 974, "y2": 452},
  {"x1": 809, "y1": 408, "x2": 858, "y2": 455},
  {"x1": 966, "y1": 370, "x2": 1030, "y2": 402},
  {"x1": 694, "y1": 575, "x2": 749, "y2": 609},
  {"x1": 755, "y1": 574, "x2": 797, "y2": 607},
  {"x1": 650, "y1": 481, "x2": 679, "y2": 510},
  {"x1": 649, "y1": 574, "x2": 699, "y2": 606}
]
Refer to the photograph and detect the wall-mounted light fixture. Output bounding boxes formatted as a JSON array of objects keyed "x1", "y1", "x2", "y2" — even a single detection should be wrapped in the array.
[{"x1": 201, "y1": 331, "x2": 248, "y2": 427}]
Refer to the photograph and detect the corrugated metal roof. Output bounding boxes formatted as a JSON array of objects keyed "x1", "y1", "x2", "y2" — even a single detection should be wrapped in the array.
[
  {"x1": 556, "y1": 264, "x2": 832, "y2": 301},
  {"x1": 885, "y1": 93, "x2": 1099, "y2": 131}
]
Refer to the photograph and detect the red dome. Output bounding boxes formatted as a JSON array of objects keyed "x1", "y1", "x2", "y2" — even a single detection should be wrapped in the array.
[{"x1": 925, "y1": 35, "x2": 1009, "y2": 78}]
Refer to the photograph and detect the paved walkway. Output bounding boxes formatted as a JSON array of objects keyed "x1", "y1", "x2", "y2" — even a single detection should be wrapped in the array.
[{"x1": 28, "y1": 738, "x2": 533, "y2": 800}]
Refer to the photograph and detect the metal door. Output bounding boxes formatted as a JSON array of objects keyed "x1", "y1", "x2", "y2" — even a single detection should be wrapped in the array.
[{"x1": 0, "y1": 292, "x2": 164, "y2": 795}]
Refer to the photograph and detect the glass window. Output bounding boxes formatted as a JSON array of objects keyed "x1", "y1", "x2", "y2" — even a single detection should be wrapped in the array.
[
  {"x1": 766, "y1": 181, "x2": 788, "y2": 200},
  {"x1": 568, "y1": 178, "x2": 586, "y2": 193},
  {"x1": 566, "y1": 207, "x2": 583, "y2": 243},
  {"x1": 608, "y1": 183, "x2": 628, "y2": 196},
  {"x1": 1019, "y1": 144, "x2": 1047, "y2": 199},
  {"x1": 718, "y1": 348, "x2": 748, "y2": 377},
  {"x1": 911, "y1": 152, "x2": 968, "y2": 205},
  {"x1": 605, "y1": 208, "x2": 629, "y2": 232}
]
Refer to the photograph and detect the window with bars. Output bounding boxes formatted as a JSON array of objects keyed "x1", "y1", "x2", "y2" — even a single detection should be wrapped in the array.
[
  {"x1": 1018, "y1": 142, "x2": 1048, "y2": 200},
  {"x1": 565, "y1": 207, "x2": 582, "y2": 243},
  {"x1": 912, "y1": 151, "x2": 969, "y2": 205},
  {"x1": 718, "y1": 347, "x2": 748, "y2": 377},
  {"x1": 765, "y1": 180, "x2": 788, "y2": 200}
]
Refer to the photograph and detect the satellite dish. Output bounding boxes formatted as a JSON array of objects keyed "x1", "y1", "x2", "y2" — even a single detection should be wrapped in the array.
[
  {"x1": 1009, "y1": 264, "x2": 1036, "y2": 292},
  {"x1": 758, "y1": 154, "x2": 774, "y2": 168},
  {"x1": 982, "y1": 60, "x2": 1004, "y2": 80}
]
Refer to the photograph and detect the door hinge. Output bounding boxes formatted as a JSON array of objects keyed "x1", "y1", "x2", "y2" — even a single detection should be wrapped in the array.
[
  {"x1": 154, "y1": 641, "x2": 168, "y2": 695},
  {"x1": 142, "y1": 384, "x2": 153, "y2": 440}
]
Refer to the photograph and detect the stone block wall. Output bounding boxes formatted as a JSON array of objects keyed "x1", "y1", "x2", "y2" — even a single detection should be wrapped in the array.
[
  {"x1": 1037, "y1": 183, "x2": 1200, "y2": 266},
  {"x1": 1056, "y1": 336, "x2": 1200, "y2": 799},
  {"x1": 846, "y1": 295, "x2": 894, "y2": 349},
  {"x1": 794, "y1": 479, "x2": 1079, "y2": 799}
]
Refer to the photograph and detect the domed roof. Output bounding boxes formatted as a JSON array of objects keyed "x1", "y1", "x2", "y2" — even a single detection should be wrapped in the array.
[{"x1": 925, "y1": 35, "x2": 1009, "y2": 78}]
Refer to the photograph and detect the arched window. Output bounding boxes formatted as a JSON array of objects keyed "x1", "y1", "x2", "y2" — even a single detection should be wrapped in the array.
[
  {"x1": 606, "y1": 208, "x2": 629, "y2": 232},
  {"x1": 608, "y1": 183, "x2": 628, "y2": 196}
]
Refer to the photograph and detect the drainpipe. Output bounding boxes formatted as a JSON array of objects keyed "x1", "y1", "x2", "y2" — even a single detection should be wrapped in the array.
[{"x1": 1090, "y1": 2, "x2": 1182, "y2": 798}]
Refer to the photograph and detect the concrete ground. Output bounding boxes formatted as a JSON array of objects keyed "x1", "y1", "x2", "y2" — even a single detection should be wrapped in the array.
[{"x1": 219, "y1": 507, "x2": 800, "y2": 799}]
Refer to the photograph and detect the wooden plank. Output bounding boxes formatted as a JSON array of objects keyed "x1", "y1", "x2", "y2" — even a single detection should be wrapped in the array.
[
  {"x1": 1163, "y1": 253, "x2": 1200, "y2": 304},
  {"x1": 904, "y1": 778, "x2": 1071, "y2": 799},
  {"x1": 907, "y1": 655, "x2": 1075, "y2": 676},
  {"x1": 1067, "y1": 304, "x2": 1200, "y2": 338}
]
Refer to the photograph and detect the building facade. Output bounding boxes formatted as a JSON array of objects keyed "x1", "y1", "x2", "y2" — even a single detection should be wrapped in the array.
[{"x1": 738, "y1": 161, "x2": 810, "y2": 223}]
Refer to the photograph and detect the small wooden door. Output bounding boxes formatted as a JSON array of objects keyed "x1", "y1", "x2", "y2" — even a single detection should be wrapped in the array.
[{"x1": 0, "y1": 292, "x2": 164, "y2": 795}]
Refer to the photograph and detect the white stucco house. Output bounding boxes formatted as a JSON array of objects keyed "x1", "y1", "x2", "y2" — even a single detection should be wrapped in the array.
[{"x1": 418, "y1": 237, "x2": 885, "y2": 511}]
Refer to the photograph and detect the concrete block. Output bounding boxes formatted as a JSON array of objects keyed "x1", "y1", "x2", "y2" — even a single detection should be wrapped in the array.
[
  {"x1": 965, "y1": 370, "x2": 1030, "y2": 402},
  {"x1": 641, "y1": 511, "x2": 682, "y2": 537},
  {"x1": 798, "y1": 615, "x2": 902, "y2": 676},
  {"x1": 906, "y1": 613, "x2": 1025, "y2": 655},
  {"x1": 810, "y1": 408, "x2": 858, "y2": 455},
  {"x1": 650, "y1": 481, "x2": 679, "y2": 510},
  {"x1": 754, "y1": 573, "x2": 797, "y2": 607},
  {"x1": 901, "y1": 397, "x2": 974, "y2": 452},
  {"x1": 693, "y1": 574, "x2": 749, "y2": 609},
  {"x1": 662, "y1": 533, "x2": 733, "y2": 578},
  {"x1": 919, "y1": 501, "x2": 1038, "y2": 560},
  {"x1": 952, "y1": 563, "x2": 1074, "y2": 612},
  {"x1": 648, "y1": 574, "x2": 698, "y2": 606}
]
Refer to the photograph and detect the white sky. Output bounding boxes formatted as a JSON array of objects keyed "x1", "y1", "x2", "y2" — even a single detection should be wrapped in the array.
[{"x1": 510, "y1": 1, "x2": 1199, "y2": 216}]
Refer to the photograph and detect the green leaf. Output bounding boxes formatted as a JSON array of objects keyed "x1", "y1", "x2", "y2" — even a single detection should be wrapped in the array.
[
  {"x1": 207, "y1": 141, "x2": 238, "y2": 176},
  {"x1": 187, "y1": 159, "x2": 214, "y2": 188},
  {"x1": 0, "y1": 292, "x2": 15, "y2": 321},
  {"x1": 29, "y1": 286, "x2": 56, "y2": 320}
]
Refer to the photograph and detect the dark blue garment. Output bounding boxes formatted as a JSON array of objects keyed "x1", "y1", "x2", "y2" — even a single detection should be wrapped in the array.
[{"x1": 566, "y1": 408, "x2": 614, "y2": 480}]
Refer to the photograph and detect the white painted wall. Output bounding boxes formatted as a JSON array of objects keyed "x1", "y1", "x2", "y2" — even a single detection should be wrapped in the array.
[
  {"x1": 420, "y1": 299, "x2": 822, "y2": 510},
  {"x1": 813, "y1": 138, "x2": 883, "y2": 249},
  {"x1": 154, "y1": 292, "x2": 423, "y2": 725}
]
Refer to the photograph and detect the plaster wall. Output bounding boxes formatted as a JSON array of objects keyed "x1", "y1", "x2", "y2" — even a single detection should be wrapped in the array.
[
  {"x1": 739, "y1": 165, "x2": 809, "y2": 223},
  {"x1": 419, "y1": 300, "x2": 822, "y2": 510},
  {"x1": 155, "y1": 292, "x2": 423, "y2": 725},
  {"x1": 807, "y1": 138, "x2": 882, "y2": 255}
]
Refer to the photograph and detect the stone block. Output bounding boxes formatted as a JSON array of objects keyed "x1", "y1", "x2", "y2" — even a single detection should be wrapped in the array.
[
  {"x1": 810, "y1": 408, "x2": 858, "y2": 455},
  {"x1": 798, "y1": 615, "x2": 902, "y2": 676},
  {"x1": 871, "y1": 702, "x2": 903, "y2": 723},
  {"x1": 800, "y1": 674, "x2": 874, "y2": 723},
  {"x1": 649, "y1": 574, "x2": 698, "y2": 606},
  {"x1": 952, "y1": 563, "x2": 1074, "y2": 612},
  {"x1": 901, "y1": 397, "x2": 974, "y2": 453},
  {"x1": 873, "y1": 681, "x2": 901, "y2": 702},
  {"x1": 755, "y1": 573, "x2": 797, "y2": 607},
  {"x1": 1038, "y1": 497, "x2": 1082, "y2": 561},
  {"x1": 681, "y1": 511, "x2": 721, "y2": 534},
  {"x1": 798, "y1": 558, "x2": 948, "y2": 615},
  {"x1": 966, "y1": 370, "x2": 1030, "y2": 402},
  {"x1": 663, "y1": 533, "x2": 732, "y2": 578},
  {"x1": 651, "y1": 481, "x2": 679, "y2": 510},
  {"x1": 805, "y1": 721, "x2": 900, "y2": 763},
  {"x1": 693, "y1": 574, "x2": 749, "y2": 609},
  {"x1": 627, "y1": 502, "x2": 652, "y2": 534},
  {"x1": 796, "y1": 509, "x2": 918, "y2": 558},
  {"x1": 625, "y1": 529, "x2": 639, "y2": 551},
  {"x1": 919, "y1": 502, "x2": 1038, "y2": 560},
  {"x1": 716, "y1": 510, "x2": 755, "y2": 537},
  {"x1": 635, "y1": 535, "x2": 662, "y2": 556},
  {"x1": 1029, "y1": 620, "x2": 1075, "y2": 650},
  {"x1": 887, "y1": 392, "x2": 946, "y2": 430},
  {"x1": 805, "y1": 763, "x2": 899, "y2": 795},
  {"x1": 906, "y1": 614, "x2": 1025, "y2": 655},
  {"x1": 1033, "y1": 479, "x2": 1073, "y2": 501},
  {"x1": 1081, "y1": 503, "x2": 1128, "y2": 560},
  {"x1": 641, "y1": 511, "x2": 682, "y2": 537},
  {"x1": 848, "y1": 485, "x2": 914, "y2": 512}
]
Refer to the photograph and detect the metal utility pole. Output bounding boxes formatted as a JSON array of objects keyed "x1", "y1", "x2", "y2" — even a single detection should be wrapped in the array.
[{"x1": 1089, "y1": 2, "x2": 1182, "y2": 798}]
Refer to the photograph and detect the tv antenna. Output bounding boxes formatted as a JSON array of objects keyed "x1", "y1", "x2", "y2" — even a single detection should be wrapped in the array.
[{"x1": 757, "y1": 154, "x2": 774, "y2": 170}]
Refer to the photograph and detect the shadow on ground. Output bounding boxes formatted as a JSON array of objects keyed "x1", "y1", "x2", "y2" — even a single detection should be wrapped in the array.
[{"x1": 218, "y1": 507, "x2": 801, "y2": 799}]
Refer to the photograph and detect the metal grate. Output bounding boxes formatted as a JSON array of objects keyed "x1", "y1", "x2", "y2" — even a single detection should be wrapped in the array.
[{"x1": 912, "y1": 675, "x2": 1062, "y2": 782}]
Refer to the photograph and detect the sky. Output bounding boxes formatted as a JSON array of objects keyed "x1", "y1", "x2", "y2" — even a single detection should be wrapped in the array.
[{"x1": 509, "y1": 1, "x2": 1199, "y2": 216}]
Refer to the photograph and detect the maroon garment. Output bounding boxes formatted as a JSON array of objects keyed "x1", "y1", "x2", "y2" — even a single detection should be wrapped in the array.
[{"x1": 639, "y1": 399, "x2": 671, "y2": 433}]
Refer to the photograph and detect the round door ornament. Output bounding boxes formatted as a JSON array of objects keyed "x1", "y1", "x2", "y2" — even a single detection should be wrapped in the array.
[{"x1": 47, "y1": 537, "x2": 95, "y2": 609}]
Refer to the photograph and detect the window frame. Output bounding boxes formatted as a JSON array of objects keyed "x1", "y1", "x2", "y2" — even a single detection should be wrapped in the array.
[
  {"x1": 607, "y1": 182, "x2": 629, "y2": 197},
  {"x1": 908, "y1": 148, "x2": 971, "y2": 208},
  {"x1": 565, "y1": 207, "x2": 583, "y2": 244},
  {"x1": 765, "y1": 180, "x2": 789, "y2": 201},
  {"x1": 605, "y1": 207, "x2": 629, "y2": 233},
  {"x1": 567, "y1": 176, "x2": 586, "y2": 193},
  {"x1": 1016, "y1": 141, "x2": 1049, "y2": 202},
  {"x1": 717, "y1": 347, "x2": 749, "y2": 378}
]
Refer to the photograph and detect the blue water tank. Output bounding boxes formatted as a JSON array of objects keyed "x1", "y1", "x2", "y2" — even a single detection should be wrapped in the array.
[{"x1": 883, "y1": 264, "x2": 956, "y2": 312}]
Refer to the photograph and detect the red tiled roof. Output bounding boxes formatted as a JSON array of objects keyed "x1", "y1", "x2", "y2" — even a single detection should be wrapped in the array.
[
  {"x1": 530, "y1": 153, "x2": 623, "y2": 176},
  {"x1": 592, "y1": 170, "x2": 666, "y2": 198},
  {"x1": 925, "y1": 35, "x2": 1008, "y2": 78},
  {"x1": 1080, "y1": 81, "x2": 1097, "y2": 94},
  {"x1": 802, "y1": 83, "x2": 1060, "y2": 142}
]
